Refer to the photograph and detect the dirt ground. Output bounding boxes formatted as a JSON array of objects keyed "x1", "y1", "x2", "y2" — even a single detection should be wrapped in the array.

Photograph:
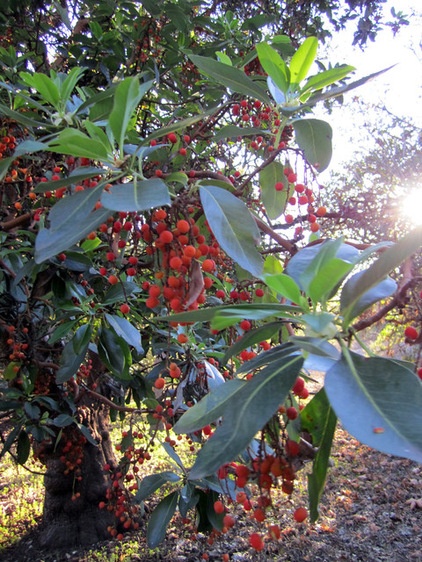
[{"x1": 1, "y1": 427, "x2": 421, "y2": 562}]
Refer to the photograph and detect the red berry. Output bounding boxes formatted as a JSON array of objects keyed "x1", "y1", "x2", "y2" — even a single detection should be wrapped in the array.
[
  {"x1": 249, "y1": 532, "x2": 264, "y2": 551},
  {"x1": 275, "y1": 182, "x2": 284, "y2": 191},
  {"x1": 286, "y1": 406, "x2": 298, "y2": 420},
  {"x1": 293, "y1": 507, "x2": 308, "y2": 523},
  {"x1": 292, "y1": 377, "x2": 305, "y2": 395},
  {"x1": 285, "y1": 439, "x2": 300, "y2": 457},
  {"x1": 167, "y1": 133, "x2": 178, "y2": 144},
  {"x1": 213, "y1": 500, "x2": 225, "y2": 514},
  {"x1": 176, "y1": 219, "x2": 190, "y2": 233},
  {"x1": 120, "y1": 303, "x2": 130, "y2": 314},
  {"x1": 404, "y1": 326, "x2": 418, "y2": 340},
  {"x1": 239, "y1": 319, "x2": 251, "y2": 331}
]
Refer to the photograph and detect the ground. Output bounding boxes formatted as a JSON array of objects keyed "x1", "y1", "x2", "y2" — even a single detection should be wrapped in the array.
[{"x1": 1, "y1": 427, "x2": 421, "y2": 562}]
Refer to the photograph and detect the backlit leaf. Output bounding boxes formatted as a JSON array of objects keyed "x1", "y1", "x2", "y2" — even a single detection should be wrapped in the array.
[
  {"x1": 259, "y1": 161, "x2": 289, "y2": 220},
  {"x1": 292, "y1": 118, "x2": 332, "y2": 172}
]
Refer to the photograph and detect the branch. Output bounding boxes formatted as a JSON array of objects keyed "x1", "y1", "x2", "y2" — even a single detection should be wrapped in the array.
[
  {"x1": 352, "y1": 266, "x2": 418, "y2": 332},
  {"x1": 0, "y1": 212, "x2": 33, "y2": 232},
  {"x1": 254, "y1": 216, "x2": 295, "y2": 254}
]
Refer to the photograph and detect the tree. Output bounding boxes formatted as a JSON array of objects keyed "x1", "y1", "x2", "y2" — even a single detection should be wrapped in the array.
[{"x1": 0, "y1": 0, "x2": 421, "y2": 552}]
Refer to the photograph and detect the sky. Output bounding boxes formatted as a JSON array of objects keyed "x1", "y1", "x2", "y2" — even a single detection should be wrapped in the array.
[{"x1": 315, "y1": 0, "x2": 421, "y2": 168}]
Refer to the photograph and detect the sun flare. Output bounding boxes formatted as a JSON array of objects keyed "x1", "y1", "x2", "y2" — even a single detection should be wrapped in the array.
[{"x1": 401, "y1": 186, "x2": 422, "y2": 226}]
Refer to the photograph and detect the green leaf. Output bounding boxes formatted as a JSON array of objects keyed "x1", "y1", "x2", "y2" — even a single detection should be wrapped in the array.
[
  {"x1": 292, "y1": 119, "x2": 332, "y2": 172},
  {"x1": 101, "y1": 178, "x2": 170, "y2": 212},
  {"x1": 341, "y1": 274, "x2": 396, "y2": 326},
  {"x1": 236, "y1": 342, "x2": 300, "y2": 375},
  {"x1": 188, "y1": 354, "x2": 304, "y2": 479},
  {"x1": 17, "y1": 430, "x2": 31, "y2": 465},
  {"x1": 77, "y1": 423, "x2": 98, "y2": 446},
  {"x1": 105, "y1": 313, "x2": 143, "y2": 354},
  {"x1": 289, "y1": 336, "x2": 339, "y2": 360},
  {"x1": 35, "y1": 188, "x2": 110, "y2": 263},
  {"x1": 147, "y1": 491, "x2": 179, "y2": 548},
  {"x1": 0, "y1": 424, "x2": 22, "y2": 460},
  {"x1": 255, "y1": 42, "x2": 289, "y2": 94},
  {"x1": 222, "y1": 322, "x2": 282, "y2": 364},
  {"x1": 174, "y1": 379, "x2": 245, "y2": 434},
  {"x1": 308, "y1": 258, "x2": 355, "y2": 304},
  {"x1": 301, "y1": 65, "x2": 355, "y2": 96},
  {"x1": 325, "y1": 352, "x2": 422, "y2": 463},
  {"x1": 189, "y1": 54, "x2": 271, "y2": 104},
  {"x1": 109, "y1": 77, "x2": 153, "y2": 150},
  {"x1": 52, "y1": 414, "x2": 75, "y2": 427},
  {"x1": 200, "y1": 185, "x2": 263, "y2": 278},
  {"x1": 263, "y1": 273, "x2": 304, "y2": 305},
  {"x1": 259, "y1": 161, "x2": 289, "y2": 220},
  {"x1": 56, "y1": 324, "x2": 92, "y2": 383},
  {"x1": 59, "y1": 67, "x2": 86, "y2": 103},
  {"x1": 20, "y1": 71, "x2": 60, "y2": 107},
  {"x1": 340, "y1": 225, "x2": 422, "y2": 325},
  {"x1": 211, "y1": 303, "x2": 299, "y2": 331},
  {"x1": 98, "y1": 326, "x2": 132, "y2": 380},
  {"x1": 35, "y1": 166, "x2": 107, "y2": 193},
  {"x1": 83, "y1": 121, "x2": 113, "y2": 152},
  {"x1": 13, "y1": 140, "x2": 48, "y2": 157},
  {"x1": 48, "y1": 129, "x2": 112, "y2": 161},
  {"x1": 159, "y1": 303, "x2": 299, "y2": 326},
  {"x1": 304, "y1": 65, "x2": 396, "y2": 108},
  {"x1": 301, "y1": 389, "x2": 337, "y2": 521},
  {"x1": 135, "y1": 472, "x2": 181, "y2": 503},
  {"x1": 0, "y1": 156, "x2": 15, "y2": 181},
  {"x1": 286, "y1": 238, "x2": 357, "y2": 293},
  {"x1": 103, "y1": 281, "x2": 140, "y2": 305},
  {"x1": 289, "y1": 37, "x2": 318, "y2": 89}
]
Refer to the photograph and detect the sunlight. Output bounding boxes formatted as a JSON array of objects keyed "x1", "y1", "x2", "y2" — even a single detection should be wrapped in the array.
[{"x1": 401, "y1": 186, "x2": 422, "y2": 226}]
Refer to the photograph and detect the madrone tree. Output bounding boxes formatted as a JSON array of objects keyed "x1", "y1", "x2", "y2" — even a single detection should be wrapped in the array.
[{"x1": 0, "y1": 0, "x2": 421, "y2": 552}]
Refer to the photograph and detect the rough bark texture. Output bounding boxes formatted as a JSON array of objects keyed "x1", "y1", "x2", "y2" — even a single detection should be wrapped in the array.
[{"x1": 39, "y1": 401, "x2": 117, "y2": 548}]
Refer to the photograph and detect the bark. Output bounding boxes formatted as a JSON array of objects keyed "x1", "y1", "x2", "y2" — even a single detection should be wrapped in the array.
[{"x1": 39, "y1": 401, "x2": 118, "y2": 548}]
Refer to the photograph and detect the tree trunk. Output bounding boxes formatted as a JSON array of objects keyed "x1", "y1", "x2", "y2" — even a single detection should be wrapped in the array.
[{"x1": 39, "y1": 401, "x2": 118, "y2": 548}]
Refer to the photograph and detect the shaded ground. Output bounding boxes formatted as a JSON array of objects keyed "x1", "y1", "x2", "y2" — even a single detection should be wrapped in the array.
[{"x1": 1, "y1": 428, "x2": 421, "y2": 562}]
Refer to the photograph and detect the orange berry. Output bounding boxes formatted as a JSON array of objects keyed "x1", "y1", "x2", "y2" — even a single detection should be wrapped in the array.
[
  {"x1": 154, "y1": 377, "x2": 165, "y2": 389},
  {"x1": 159, "y1": 230, "x2": 174, "y2": 244},
  {"x1": 202, "y1": 259, "x2": 215, "y2": 273},
  {"x1": 108, "y1": 275, "x2": 119, "y2": 285},
  {"x1": 177, "y1": 333, "x2": 188, "y2": 344},
  {"x1": 177, "y1": 219, "x2": 190, "y2": 233},
  {"x1": 183, "y1": 245, "x2": 196, "y2": 258}
]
